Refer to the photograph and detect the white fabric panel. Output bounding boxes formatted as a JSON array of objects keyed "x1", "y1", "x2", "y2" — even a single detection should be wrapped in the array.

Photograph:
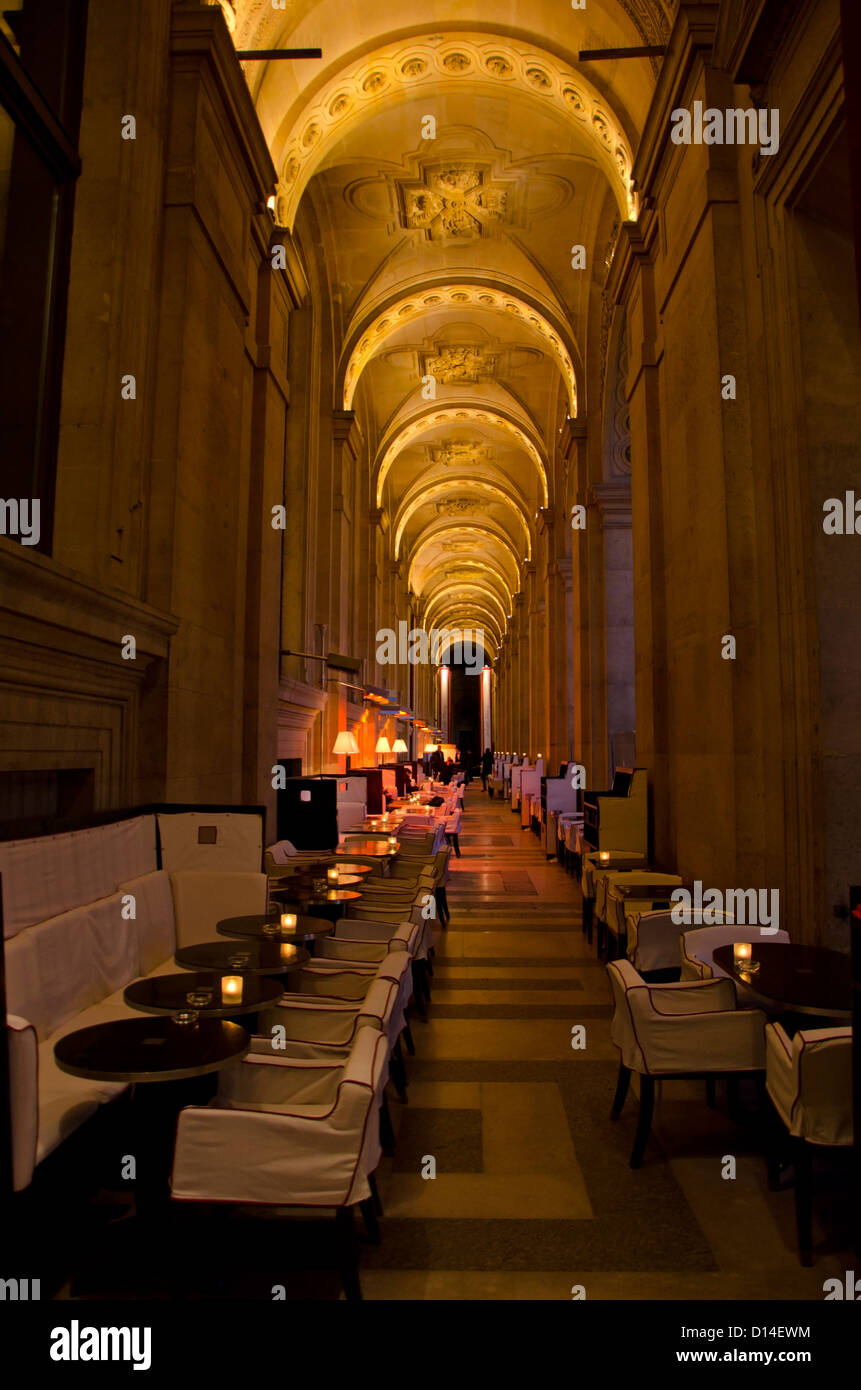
[
  {"x1": 7, "y1": 1017, "x2": 38, "y2": 1192},
  {"x1": 337, "y1": 778, "x2": 367, "y2": 803},
  {"x1": 118, "y1": 870, "x2": 176, "y2": 975},
  {"x1": 88, "y1": 893, "x2": 138, "y2": 1000},
  {"x1": 268, "y1": 841, "x2": 297, "y2": 863},
  {"x1": 5, "y1": 932, "x2": 41, "y2": 1035},
  {"x1": 766, "y1": 1023, "x2": 853, "y2": 1146},
  {"x1": 169, "y1": 871, "x2": 267, "y2": 947},
  {"x1": 157, "y1": 812, "x2": 263, "y2": 873},
  {"x1": 171, "y1": 1028, "x2": 388, "y2": 1206},
  {"x1": 32, "y1": 910, "x2": 101, "y2": 1040},
  {"x1": 0, "y1": 815, "x2": 156, "y2": 938},
  {"x1": 337, "y1": 802, "x2": 366, "y2": 832}
]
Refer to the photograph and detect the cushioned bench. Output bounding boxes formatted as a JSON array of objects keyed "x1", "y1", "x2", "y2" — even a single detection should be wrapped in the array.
[{"x1": 6, "y1": 866, "x2": 267, "y2": 1192}]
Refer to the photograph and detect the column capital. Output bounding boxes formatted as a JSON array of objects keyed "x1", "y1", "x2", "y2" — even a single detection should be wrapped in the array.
[
  {"x1": 590, "y1": 481, "x2": 633, "y2": 529},
  {"x1": 333, "y1": 409, "x2": 363, "y2": 457}
]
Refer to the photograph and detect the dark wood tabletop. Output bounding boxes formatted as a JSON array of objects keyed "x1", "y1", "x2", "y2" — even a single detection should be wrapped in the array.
[
  {"x1": 335, "y1": 839, "x2": 399, "y2": 858},
  {"x1": 174, "y1": 939, "x2": 304, "y2": 975},
  {"x1": 54, "y1": 1016, "x2": 249, "y2": 1084},
  {"x1": 216, "y1": 913, "x2": 333, "y2": 943},
  {"x1": 123, "y1": 971, "x2": 289, "y2": 1018},
  {"x1": 713, "y1": 942, "x2": 851, "y2": 1019}
]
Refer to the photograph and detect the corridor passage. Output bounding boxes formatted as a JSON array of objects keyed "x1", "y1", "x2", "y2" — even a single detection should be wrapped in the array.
[{"x1": 361, "y1": 793, "x2": 848, "y2": 1301}]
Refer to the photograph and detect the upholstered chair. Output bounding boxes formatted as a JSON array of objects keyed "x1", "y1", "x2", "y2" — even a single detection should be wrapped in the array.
[
  {"x1": 628, "y1": 909, "x2": 734, "y2": 978},
  {"x1": 171, "y1": 1028, "x2": 390, "y2": 1299},
  {"x1": 765, "y1": 1022, "x2": 853, "y2": 1265},
  {"x1": 607, "y1": 960, "x2": 767, "y2": 1167}
]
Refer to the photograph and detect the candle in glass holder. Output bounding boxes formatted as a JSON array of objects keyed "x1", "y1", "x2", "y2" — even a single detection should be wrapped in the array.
[
  {"x1": 221, "y1": 975, "x2": 243, "y2": 1005},
  {"x1": 327, "y1": 867, "x2": 339, "y2": 886},
  {"x1": 388, "y1": 835, "x2": 399, "y2": 850},
  {"x1": 280, "y1": 942, "x2": 298, "y2": 964},
  {"x1": 599, "y1": 850, "x2": 611, "y2": 863},
  {"x1": 733, "y1": 941, "x2": 752, "y2": 968},
  {"x1": 280, "y1": 912, "x2": 298, "y2": 931}
]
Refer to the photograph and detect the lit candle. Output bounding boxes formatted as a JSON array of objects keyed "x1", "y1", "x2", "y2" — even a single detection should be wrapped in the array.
[
  {"x1": 388, "y1": 836, "x2": 399, "y2": 850},
  {"x1": 733, "y1": 942, "x2": 752, "y2": 967},
  {"x1": 280, "y1": 942, "x2": 298, "y2": 964},
  {"x1": 221, "y1": 975, "x2": 243, "y2": 1005},
  {"x1": 327, "y1": 867, "x2": 339, "y2": 886},
  {"x1": 599, "y1": 850, "x2": 611, "y2": 863},
  {"x1": 280, "y1": 912, "x2": 298, "y2": 931}
]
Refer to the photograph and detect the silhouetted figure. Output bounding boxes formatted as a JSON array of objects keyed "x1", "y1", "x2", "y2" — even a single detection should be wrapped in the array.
[{"x1": 481, "y1": 747, "x2": 493, "y2": 791}]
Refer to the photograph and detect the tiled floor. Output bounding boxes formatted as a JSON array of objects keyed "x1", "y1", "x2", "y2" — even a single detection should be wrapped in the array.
[{"x1": 361, "y1": 790, "x2": 852, "y2": 1301}]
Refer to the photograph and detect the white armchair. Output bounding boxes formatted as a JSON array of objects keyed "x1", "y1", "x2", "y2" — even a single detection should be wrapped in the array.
[
  {"x1": 271, "y1": 952, "x2": 415, "y2": 1099},
  {"x1": 607, "y1": 959, "x2": 767, "y2": 1167},
  {"x1": 627, "y1": 909, "x2": 734, "y2": 978},
  {"x1": 765, "y1": 1021, "x2": 853, "y2": 1265},
  {"x1": 171, "y1": 1027, "x2": 389, "y2": 1299}
]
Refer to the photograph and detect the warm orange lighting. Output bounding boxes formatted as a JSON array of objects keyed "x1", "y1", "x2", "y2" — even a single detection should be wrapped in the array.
[{"x1": 280, "y1": 912, "x2": 298, "y2": 930}]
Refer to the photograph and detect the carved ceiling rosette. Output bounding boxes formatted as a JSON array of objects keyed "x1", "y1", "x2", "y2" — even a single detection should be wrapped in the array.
[{"x1": 435, "y1": 496, "x2": 482, "y2": 517}]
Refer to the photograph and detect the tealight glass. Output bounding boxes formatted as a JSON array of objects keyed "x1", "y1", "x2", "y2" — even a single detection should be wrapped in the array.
[
  {"x1": 186, "y1": 989, "x2": 213, "y2": 1008},
  {"x1": 172, "y1": 1009, "x2": 199, "y2": 1026}
]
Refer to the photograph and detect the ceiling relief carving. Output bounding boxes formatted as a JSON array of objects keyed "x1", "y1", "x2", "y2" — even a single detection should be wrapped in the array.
[
  {"x1": 395, "y1": 479, "x2": 532, "y2": 559},
  {"x1": 343, "y1": 283, "x2": 577, "y2": 413},
  {"x1": 399, "y1": 165, "x2": 510, "y2": 241},
  {"x1": 435, "y1": 497, "x2": 483, "y2": 517},
  {"x1": 375, "y1": 405, "x2": 548, "y2": 506},
  {"x1": 266, "y1": 35, "x2": 638, "y2": 228},
  {"x1": 430, "y1": 441, "x2": 493, "y2": 469},
  {"x1": 423, "y1": 345, "x2": 498, "y2": 383}
]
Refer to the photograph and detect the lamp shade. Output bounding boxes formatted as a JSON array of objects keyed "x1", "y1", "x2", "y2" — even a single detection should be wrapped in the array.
[
  {"x1": 424, "y1": 742, "x2": 437, "y2": 753},
  {"x1": 375, "y1": 735, "x2": 391, "y2": 754},
  {"x1": 392, "y1": 738, "x2": 408, "y2": 754},
  {"x1": 332, "y1": 730, "x2": 360, "y2": 756}
]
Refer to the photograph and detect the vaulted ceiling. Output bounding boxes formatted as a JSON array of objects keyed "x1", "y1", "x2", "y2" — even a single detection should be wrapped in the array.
[{"x1": 213, "y1": 0, "x2": 674, "y2": 650}]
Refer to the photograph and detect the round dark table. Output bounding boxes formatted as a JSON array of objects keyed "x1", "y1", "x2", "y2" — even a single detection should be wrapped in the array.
[
  {"x1": 328, "y1": 861, "x2": 374, "y2": 877},
  {"x1": 216, "y1": 913, "x2": 333, "y2": 944},
  {"x1": 124, "y1": 971, "x2": 285, "y2": 1019},
  {"x1": 55, "y1": 1016, "x2": 251, "y2": 1235},
  {"x1": 713, "y1": 942, "x2": 851, "y2": 1019},
  {"x1": 336, "y1": 839, "x2": 398, "y2": 858},
  {"x1": 275, "y1": 887, "x2": 363, "y2": 923},
  {"x1": 174, "y1": 939, "x2": 307, "y2": 975},
  {"x1": 54, "y1": 1015, "x2": 250, "y2": 1084}
]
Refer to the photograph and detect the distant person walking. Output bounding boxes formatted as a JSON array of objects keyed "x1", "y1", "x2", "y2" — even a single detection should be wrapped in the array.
[{"x1": 481, "y1": 747, "x2": 493, "y2": 791}]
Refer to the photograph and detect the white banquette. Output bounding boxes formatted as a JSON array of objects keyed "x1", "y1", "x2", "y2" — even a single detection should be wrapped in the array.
[{"x1": 2, "y1": 810, "x2": 267, "y2": 1192}]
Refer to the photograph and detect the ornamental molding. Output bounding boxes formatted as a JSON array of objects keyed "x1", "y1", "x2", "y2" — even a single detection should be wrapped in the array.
[
  {"x1": 268, "y1": 34, "x2": 638, "y2": 230},
  {"x1": 344, "y1": 283, "x2": 578, "y2": 414},
  {"x1": 398, "y1": 165, "x2": 512, "y2": 241},
  {"x1": 375, "y1": 404, "x2": 547, "y2": 507}
]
